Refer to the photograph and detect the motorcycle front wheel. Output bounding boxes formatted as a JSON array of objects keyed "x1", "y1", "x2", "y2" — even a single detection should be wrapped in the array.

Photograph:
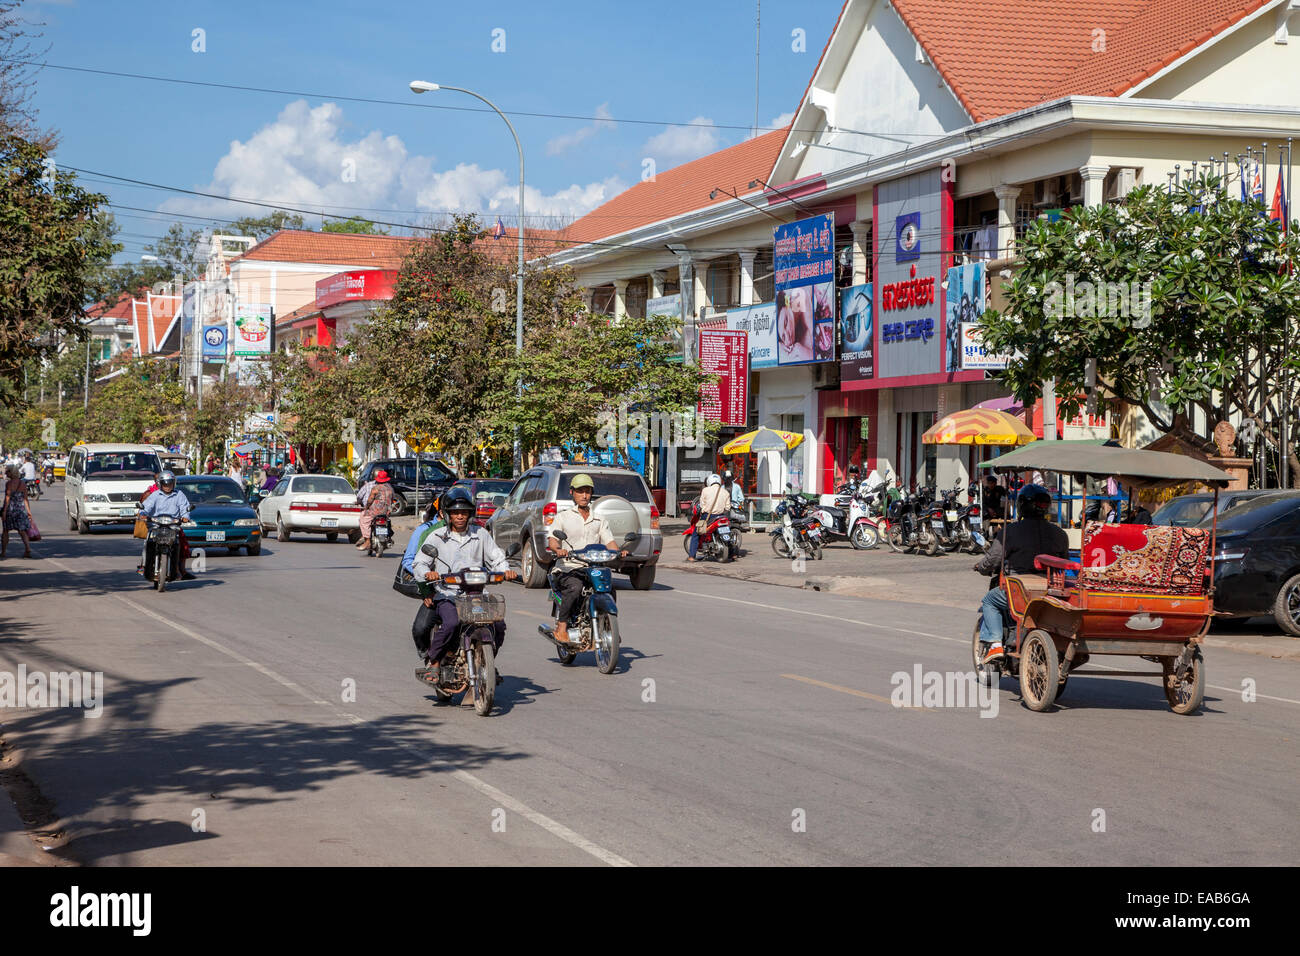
[
  {"x1": 850, "y1": 523, "x2": 879, "y2": 550},
  {"x1": 155, "y1": 549, "x2": 168, "y2": 592},
  {"x1": 472, "y1": 640, "x2": 496, "y2": 716},
  {"x1": 771, "y1": 534, "x2": 792, "y2": 558},
  {"x1": 595, "y1": 612, "x2": 620, "y2": 674},
  {"x1": 921, "y1": 530, "x2": 939, "y2": 556},
  {"x1": 887, "y1": 525, "x2": 905, "y2": 553}
]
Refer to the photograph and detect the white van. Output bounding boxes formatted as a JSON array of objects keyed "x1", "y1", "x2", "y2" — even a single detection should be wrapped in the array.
[{"x1": 65, "y1": 444, "x2": 165, "y2": 533}]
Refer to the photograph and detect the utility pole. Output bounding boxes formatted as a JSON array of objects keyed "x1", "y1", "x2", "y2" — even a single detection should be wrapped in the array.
[{"x1": 83, "y1": 332, "x2": 91, "y2": 411}]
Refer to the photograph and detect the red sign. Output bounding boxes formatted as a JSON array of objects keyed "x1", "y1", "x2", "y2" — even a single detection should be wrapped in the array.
[
  {"x1": 697, "y1": 330, "x2": 749, "y2": 427},
  {"x1": 314, "y1": 270, "x2": 398, "y2": 310}
]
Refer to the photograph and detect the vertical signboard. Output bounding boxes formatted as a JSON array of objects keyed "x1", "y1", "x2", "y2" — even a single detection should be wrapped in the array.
[
  {"x1": 840, "y1": 283, "x2": 873, "y2": 383},
  {"x1": 945, "y1": 261, "x2": 985, "y2": 372},
  {"x1": 725, "y1": 301, "x2": 777, "y2": 369},
  {"x1": 697, "y1": 329, "x2": 749, "y2": 427},
  {"x1": 645, "y1": 292, "x2": 684, "y2": 360},
  {"x1": 233, "y1": 303, "x2": 273, "y2": 357},
  {"x1": 202, "y1": 323, "x2": 228, "y2": 361},
  {"x1": 875, "y1": 168, "x2": 943, "y2": 378},
  {"x1": 773, "y1": 213, "x2": 836, "y2": 365}
]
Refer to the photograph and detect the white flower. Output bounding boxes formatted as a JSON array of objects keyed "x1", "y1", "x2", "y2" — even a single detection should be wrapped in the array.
[
  {"x1": 1191, "y1": 248, "x2": 1206, "y2": 260},
  {"x1": 1203, "y1": 192, "x2": 1218, "y2": 206},
  {"x1": 1028, "y1": 285, "x2": 1038, "y2": 296},
  {"x1": 1172, "y1": 203, "x2": 1187, "y2": 215},
  {"x1": 1192, "y1": 227, "x2": 1203, "y2": 238},
  {"x1": 1247, "y1": 242, "x2": 1259, "y2": 252},
  {"x1": 1117, "y1": 207, "x2": 1131, "y2": 222}
]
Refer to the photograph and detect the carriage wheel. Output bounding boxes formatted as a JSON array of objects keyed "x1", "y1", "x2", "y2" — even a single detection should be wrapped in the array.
[
  {"x1": 971, "y1": 619, "x2": 998, "y2": 687},
  {"x1": 1162, "y1": 648, "x2": 1205, "y2": 715},
  {"x1": 1018, "y1": 629, "x2": 1059, "y2": 712}
]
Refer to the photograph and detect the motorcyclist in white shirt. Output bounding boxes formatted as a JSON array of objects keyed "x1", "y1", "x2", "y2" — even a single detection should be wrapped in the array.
[{"x1": 139, "y1": 471, "x2": 197, "y2": 580}]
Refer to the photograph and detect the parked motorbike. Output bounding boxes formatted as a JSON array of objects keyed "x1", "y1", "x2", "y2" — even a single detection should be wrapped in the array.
[
  {"x1": 769, "y1": 490, "x2": 824, "y2": 561},
  {"x1": 367, "y1": 513, "x2": 394, "y2": 558},
  {"x1": 141, "y1": 515, "x2": 183, "y2": 592},
  {"x1": 955, "y1": 481, "x2": 989, "y2": 554},
  {"x1": 924, "y1": 481, "x2": 965, "y2": 553},
  {"x1": 539, "y1": 530, "x2": 637, "y2": 673},
  {"x1": 416, "y1": 540, "x2": 520, "y2": 715},
  {"x1": 886, "y1": 488, "x2": 938, "y2": 555},
  {"x1": 682, "y1": 500, "x2": 740, "y2": 562}
]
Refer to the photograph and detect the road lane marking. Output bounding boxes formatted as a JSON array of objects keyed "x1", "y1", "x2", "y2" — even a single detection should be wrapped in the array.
[
  {"x1": 781, "y1": 673, "x2": 932, "y2": 710},
  {"x1": 46, "y1": 558, "x2": 634, "y2": 867}
]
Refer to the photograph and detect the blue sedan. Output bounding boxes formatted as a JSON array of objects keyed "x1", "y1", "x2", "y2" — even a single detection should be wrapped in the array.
[{"x1": 177, "y1": 476, "x2": 264, "y2": 555}]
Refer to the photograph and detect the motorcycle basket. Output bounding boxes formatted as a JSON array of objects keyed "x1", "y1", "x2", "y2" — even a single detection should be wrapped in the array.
[{"x1": 455, "y1": 592, "x2": 506, "y2": 624}]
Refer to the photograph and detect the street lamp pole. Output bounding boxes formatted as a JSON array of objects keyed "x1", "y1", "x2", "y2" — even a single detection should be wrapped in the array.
[{"x1": 410, "y1": 80, "x2": 525, "y2": 477}]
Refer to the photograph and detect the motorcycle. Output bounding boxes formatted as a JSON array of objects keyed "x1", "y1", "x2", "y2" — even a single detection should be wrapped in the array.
[
  {"x1": 682, "y1": 500, "x2": 740, "y2": 562},
  {"x1": 955, "y1": 481, "x2": 989, "y2": 554},
  {"x1": 367, "y1": 513, "x2": 394, "y2": 558},
  {"x1": 924, "y1": 481, "x2": 966, "y2": 553},
  {"x1": 769, "y1": 490, "x2": 824, "y2": 561},
  {"x1": 539, "y1": 530, "x2": 637, "y2": 673},
  {"x1": 25, "y1": 476, "x2": 41, "y2": 501},
  {"x1": 886, "y1": 488, "x2": 938, "y2": 555},
  {"x1": 416, "y1": 540, "x2": 520, "y2": 715},
  {"x1": 141, "y1": 515, "x2": 183, "y2": 592},
  {"x1": 42, "y1": 463, "x2": 54, "y2": 487}
]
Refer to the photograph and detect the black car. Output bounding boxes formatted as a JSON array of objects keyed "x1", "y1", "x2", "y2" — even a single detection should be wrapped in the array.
[
  {"x1": 1152, "y1": 489, "x2": 1300, "y2": 527},
  {"x1": 358, "y1": 456, "x2": 457, "y2": 516},
  {"x1": 1204, "y1": 494, "x2": 1300, "y2": 634}
]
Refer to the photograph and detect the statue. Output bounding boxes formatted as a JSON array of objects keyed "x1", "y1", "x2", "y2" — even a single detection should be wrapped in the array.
[{"x1": 1212, "y1": 421, "x2": 1236, "y2": 458}]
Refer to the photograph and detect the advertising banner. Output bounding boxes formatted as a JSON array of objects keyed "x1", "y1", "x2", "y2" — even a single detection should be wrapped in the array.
[
  {"x1": 645, "y1": 292, "x2": 684, "y2": 359},
  {"x1": 945, "y1": 262, "x2": 986, "y2": 372},
  {"x1": 201, "y1": 323, "x2": 228, "y2": 361},
  {"x1": 839, "y1": 283, "x2": 873, "y2": 383},
  {"x1": 874, "y1": 169, "x2": 943, "y2": 379},
  {"x1": 959, "y1": 323, "x2": 1011, "y2": 370},
  {"x1": 233, "y1": 303, "x2": 273, "y2": 357},
  {"x1": 315, "y1": 270, "x2": 398, "y2": 310},
  {"x1": 773, "y1": 213, "x2": 836, "y2": 365},
  {"x1": 697, "y1": 330, "x2": 749, "y2": 427},
  {"x1": 725, "y1": 302, "x2": 777, "y2": 369}
]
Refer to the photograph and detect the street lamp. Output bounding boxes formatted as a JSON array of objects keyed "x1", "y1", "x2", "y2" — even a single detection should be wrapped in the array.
[{"x1": 410, "y1": 79, "x2": 525, "y2": 477}]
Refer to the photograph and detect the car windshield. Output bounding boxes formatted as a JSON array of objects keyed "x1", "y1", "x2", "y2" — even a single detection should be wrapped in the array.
[
  {"x1": 1199, "y1": 494, "x2": 1300, "y2": 531},
  {"x1": 419, "y1": 461, "x2": 455, "y2": 482},
  {"x1": 461, "y1": 480, "x2": 513, "y2": 500},
  {"x1": 86, "y1": 452, "x2": 162, "y2": 479},
  {"x1": 292, "y1": 476, "x2": 354, "y2": 495},
  {"x1": 1152, "y1": 497, "x2": 1211, "y2": 527},
  {"x1": 557, "y1": 471, "x2": 651, "y2": 503},
  {"x1": 179, "y1": 479, "x2": 246, "y2": 505}
]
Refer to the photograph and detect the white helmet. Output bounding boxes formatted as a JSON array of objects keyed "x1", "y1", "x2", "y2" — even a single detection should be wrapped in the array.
[{"x1": 706, "y1": 474, "x2": 721, "y2": 487}]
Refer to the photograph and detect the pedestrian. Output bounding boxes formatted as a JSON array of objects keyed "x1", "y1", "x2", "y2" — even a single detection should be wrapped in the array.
[{"x1": 2, "y1": 464, "x2": 33, "y2": 559}]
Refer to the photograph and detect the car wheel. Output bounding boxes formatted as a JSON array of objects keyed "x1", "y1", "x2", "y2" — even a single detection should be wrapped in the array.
[
  {"x1": 389, "y1": 493, "x2": 408, "y2": 517},
  {"x1": 325, "y1": 532, "x2": 339, "y2": 542},
  {"x1": 68, "y1": 506, "x2": 77, "y2": 532},
  {"x1": 246, "y1": 540, "x2": 261, "y2": 556},
  {"x1": 520, "y1": 536, "x2": 548, "y2": 589},
  {"x1": 276, "y1": 514, "x2": 291, "y2": 542},
  {"x1": 1272, "y1": 573, "x2": 1300, "y2": 636},
  {"x1": 227, "y1": 546, "x2": 240, "y2": 555},
  {"x1": 77, "y1": 511, "x2": 90, "y2": 535},
  {"x1": 628, "y1": 565, "x2": 656, "y2": 590}
]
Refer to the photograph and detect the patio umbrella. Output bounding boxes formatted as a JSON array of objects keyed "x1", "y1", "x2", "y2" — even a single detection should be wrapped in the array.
[
  {"x1": 973, "y1": 396, "x2": 1024, "y2": 414},
  {"x1": 922, "y1": 408, "x2": 1036, "y2": 446},
  {"x1": 721, "y1": 427, "x2": 804, "y2": 455}
]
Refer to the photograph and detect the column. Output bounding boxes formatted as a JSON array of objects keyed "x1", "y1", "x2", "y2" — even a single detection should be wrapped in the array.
[
  {"x1": 613, "y1": 278, "x2": 629, "y2": 319},
  {"x1": 650, "y1": 270, "x2": 665, "y2": 299},
  {"x1": 582, "y1": 287, "x2": 596, "y2": 313},
  {"x1": 993, "y1": 185, "x2": 1021, "y2": 260},
  {"x1": 738, "y1": 250, "x2": 756, "y2": 306},
  {"x1": 850, "y1": 221, "x2": 870, "y2": 285},
  {"x1": 693, "y1": 257, "x2": 710, "y2": 315},
  {"x1": 1079, "y1": 164, "x2": 1110, "y2": 207}
]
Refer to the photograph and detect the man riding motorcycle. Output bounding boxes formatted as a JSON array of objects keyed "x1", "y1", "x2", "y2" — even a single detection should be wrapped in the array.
[
  {"x1": 411, "y1": 487, "x2": 516, "y2": 684},
  {"x1": 973, "y1": 483, "x2": 1068, "y2": 664},
  {"x1": 547, "y1": 474, "x2": 627, "y2": 643},
  {"x1": 687, "y1": 474, "x2": 730, "y2": 562},
  {"x1": 139, "y1": 470, "x2": 197, "y2": 580}
]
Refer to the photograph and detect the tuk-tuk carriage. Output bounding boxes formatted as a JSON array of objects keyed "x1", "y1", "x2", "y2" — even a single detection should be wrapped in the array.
[{"x1": 975, "y1": 443, "x2": 1232, "y2": 715}]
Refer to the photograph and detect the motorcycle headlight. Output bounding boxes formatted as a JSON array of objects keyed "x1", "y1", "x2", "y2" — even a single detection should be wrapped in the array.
[
  {"x1": 85, "y1": 493, "x2": 108, "y2": 502},
  {"x1": 462, "y1": 571, "x2": 488, "y2": 585},
  {"x1": 183, "y1": 520, "x2": 197, "y2": 528},
  {"x1": 233, "y1": 518, "x2": 260, "y2": 527}
]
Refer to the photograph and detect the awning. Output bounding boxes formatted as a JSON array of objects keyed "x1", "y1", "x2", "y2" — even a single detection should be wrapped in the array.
[{"x1": 978, "y1": 441, "x2": 1232, "y2": 488}]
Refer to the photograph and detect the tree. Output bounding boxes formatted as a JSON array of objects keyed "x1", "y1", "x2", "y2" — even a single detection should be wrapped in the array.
[
  {"x1": 0, "y1": 134, "x2": 117, "y2": 406},
  {"x1": 0, "y1": 1, "x2": 53, "y2": 146},
  {"x1": 321, "y1": 216, "x2": 388, "y2": 235},
  {"x1": 978, "y1": 177, "x2": 1300, "y2": 471},
  {"x1": 229, "y1": 210, "x2": 305, "y2": 240}
]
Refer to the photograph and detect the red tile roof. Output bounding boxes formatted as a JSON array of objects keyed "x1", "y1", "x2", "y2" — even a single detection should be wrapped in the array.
[
  {"x1": 557, "y1": 127, "x2": 790, "y2": 246},
  {"x1": 893, "y1": 0, "x2": 1272, "y2": 122},
  {"x1": 235, "y1": 230, "x2": 419, "y2": 268}
]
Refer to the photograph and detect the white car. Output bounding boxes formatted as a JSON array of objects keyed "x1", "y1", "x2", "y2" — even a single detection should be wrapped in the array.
[{"x1": 257, "y1": 474, "x2": 362, "y2": 542}]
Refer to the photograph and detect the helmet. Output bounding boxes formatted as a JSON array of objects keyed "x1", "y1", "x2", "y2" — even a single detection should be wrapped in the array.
[
  {"x1": 1017, "y1": 483, "x2": 1052, "y2": 519},
  {"x1": 441, "y1": 487, "x2": 475, "y2": 514},
  {"x1": 723, "y1": 470, "x2": 734, "y2": 482},
  {"x1": 706, "y1": 474, "x2": 721, "y2": 487},
  {"x1": 159, "y1": 470, "x2": 176, "y2": 489}
]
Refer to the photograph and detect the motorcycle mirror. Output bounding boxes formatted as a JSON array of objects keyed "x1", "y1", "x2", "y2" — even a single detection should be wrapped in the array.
[
  {"x1": 553, "y1": 530, "x2": 568, "y2": 542},
  {"x1": 420, "y1": 543, "x2": 439, "y2": 557},
  {"x1": 505, "y1": 542, "x2": 521, "y2": 558},
  {"x1": 623, "y1": 532, "x2": 637, "y2": 543}
]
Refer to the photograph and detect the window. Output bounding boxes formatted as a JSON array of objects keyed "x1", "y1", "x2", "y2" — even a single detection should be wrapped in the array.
[
  {"x1": 558, "y1": 471, "x2": 650, "y2": 503},
  {"x1": 521, "y1": 473, "x2": 548, "y2": 503},
  {"x1": 505, "y1": 476, "x2": 531, "y2": 506},
  {"x1": 86, "y1": 451, "x2": 162, "y2": 478},
  {"x1": 417, "y1": 460, "x2": 455, "y2": 483},
  {"x1": 291, "y1": 476, "x2": 353, "y2": 495},
  {"x1": 95, "y1": 339, "x2": 112, "y2": 361},
  {"x1": 179, "y1": 479, "x2": 245, "y2": 504}
]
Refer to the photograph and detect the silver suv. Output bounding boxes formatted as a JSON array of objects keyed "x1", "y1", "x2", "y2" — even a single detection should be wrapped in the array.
[{"x1": 487, "y1": 462, "x2": 663, "y2": 590}]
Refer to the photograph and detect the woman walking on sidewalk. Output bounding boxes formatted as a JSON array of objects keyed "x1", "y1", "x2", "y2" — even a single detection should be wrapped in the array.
[{"x1": 2, "y1": 464, "x2": 33, "y2": 559}]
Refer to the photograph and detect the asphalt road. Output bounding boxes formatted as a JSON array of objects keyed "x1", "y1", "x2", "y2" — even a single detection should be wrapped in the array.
[{"x1": 1, "y1": 490, "x2": 1298, "y2": 866}]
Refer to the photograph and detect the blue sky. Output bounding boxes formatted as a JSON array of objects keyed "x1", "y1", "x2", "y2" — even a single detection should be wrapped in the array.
[{"x1": 26, "y1": 0, "x2": 837, "y2": 261}]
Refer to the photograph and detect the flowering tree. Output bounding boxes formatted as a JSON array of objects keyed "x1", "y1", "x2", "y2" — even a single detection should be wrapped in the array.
[{"x1": 979, "y1": 177, "x2": 1300, "y2": 474}]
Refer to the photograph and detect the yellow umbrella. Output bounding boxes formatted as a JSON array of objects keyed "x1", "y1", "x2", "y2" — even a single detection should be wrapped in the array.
[
  {"x1": 922, "y1": 408, "x2": 1036, "y2": 446},
  {"x1": 721, "y1": 427, "x2": 805, "y2": 455}
]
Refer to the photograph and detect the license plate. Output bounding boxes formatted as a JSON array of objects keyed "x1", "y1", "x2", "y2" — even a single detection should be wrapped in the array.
[
  {"x1": 118, "y1": 508, "x2": 135, "y2": 517},
  {"x1": 970, "y1": 515, "x2": 981, "y2": 526},
  {"x1": 932, "y1": 520, "x2": 945, "y2": 529},
  {"x1": 946, "y1": 510, "x2": 959, "y2": 521},
  {"x1": 205, "y1": 530, "x2": 226, "y2": 542},
  {"x1": 321, "y1": 518, "x2": 338, "y2": 528},
  {"x1": 717, "y1": 528, "x2": 730, "y2": 537}
]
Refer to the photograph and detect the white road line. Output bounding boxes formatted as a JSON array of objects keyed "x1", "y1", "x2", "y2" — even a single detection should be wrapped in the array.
[
  {"x1": 46, "y1": 558, "x2": 634, "y2": 866},
  {"x1": 670, "y1": 583, "x2": 1300, "y2": 706}
]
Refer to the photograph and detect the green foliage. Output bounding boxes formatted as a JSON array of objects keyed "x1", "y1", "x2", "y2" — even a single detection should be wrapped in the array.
[
  {"x1": 979, "y1": 177, "x2": 1300, "y2": 447},
  {"x1": 0, "y1": 133, "x2": 117, "y2": 406},
  {"x1": 321, "y1": 216, "x2": 387, "y2": 235},
  {"x1": 229, "y1": 210, "x2": 305, "y2": 240}
]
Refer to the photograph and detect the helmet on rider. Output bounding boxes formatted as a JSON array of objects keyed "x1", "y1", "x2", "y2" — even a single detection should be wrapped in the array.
[
  {"x1": 706, "y1": 474, "x2": 721, "y2": 487},
  {"x1": 441, "y1": 486, "x2": 475, "y2": 514},
  {"x1": 158, "y1": 470, "x2": 176, "y2": 490},
  {"x1": 723, "y1": 470, "x2": 733, "y2": 482},
  {"x1": 1017, "y1": 483, "x2": 1052, "y2": 520}
]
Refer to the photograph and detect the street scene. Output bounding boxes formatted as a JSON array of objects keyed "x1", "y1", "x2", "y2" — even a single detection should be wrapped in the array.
[{"x1": 1, "y1": 0, "x2": 1299, "y2": 902}]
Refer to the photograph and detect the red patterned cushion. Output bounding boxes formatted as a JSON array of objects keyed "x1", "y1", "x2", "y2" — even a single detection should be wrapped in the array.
[{"x1": 1080, "y1": 522, "x2": 1209, "y2": 595}]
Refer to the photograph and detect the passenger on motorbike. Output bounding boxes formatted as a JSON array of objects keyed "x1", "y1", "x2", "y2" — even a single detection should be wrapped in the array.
[
  {"x1": 547, "y1": 474, "x2": 626, "y2": 642},
  {"x1": 20, "y1": 454, "x2": 36, "y2": 484},
  {"x1": 139, "y1": 470, "x2": 196, "y2": 580},
  {"x1": 411, "y1": 487, "x2": 515, "y2": 683},
  {"x1": 687, "y1": 474, "x2": 730, "y2": 562},
  {"x1": 973, "y1": 484, "x2": 1068, "y2": 664},
  {"x1": 723, "y1": 470, "x2": 744, "y2": 510}
]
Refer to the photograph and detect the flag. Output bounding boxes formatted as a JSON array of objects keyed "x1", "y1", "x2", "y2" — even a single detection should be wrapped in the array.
[
  {"x1": 1271, "y1": 166, "x2": 1288, "y2": 233},
  {"x1": 1250, "y1": 161, "x2": 1265, "y2": 204},
  {"x1": 492, "y1": 216, "x2": 505, "y2": 240}
]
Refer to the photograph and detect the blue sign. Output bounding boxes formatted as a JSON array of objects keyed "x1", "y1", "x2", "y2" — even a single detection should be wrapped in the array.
[
  {"x1": 202, "y1": 324, "x2": 227, "y2": 360},
  {"x1": 881, "y1": 317, "x2": 934, "y2": 344},
  {"x1": 772, "y1": 213, "x2": 836, "y2": 366},
  {"x1": 895, "y1": 212, "x2": 921, "y2": 263},
  {"x1": 839, "y1": 283, "x2": 873, "y2": 383}
]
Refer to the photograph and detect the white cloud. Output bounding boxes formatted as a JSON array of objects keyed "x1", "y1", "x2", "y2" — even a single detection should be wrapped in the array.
[
  {"x1": 160, "y1": 100, "x2": 626, "y2": 229},
  {"x1": 546, "y1": 103, "x2": 616, "y2": 156},
  {"x1": 767, "y1": 111, "x2": 795, "y2": 132},
  {"x1": 642, "y1": 117, "x2": 723, "y2": 167}
]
